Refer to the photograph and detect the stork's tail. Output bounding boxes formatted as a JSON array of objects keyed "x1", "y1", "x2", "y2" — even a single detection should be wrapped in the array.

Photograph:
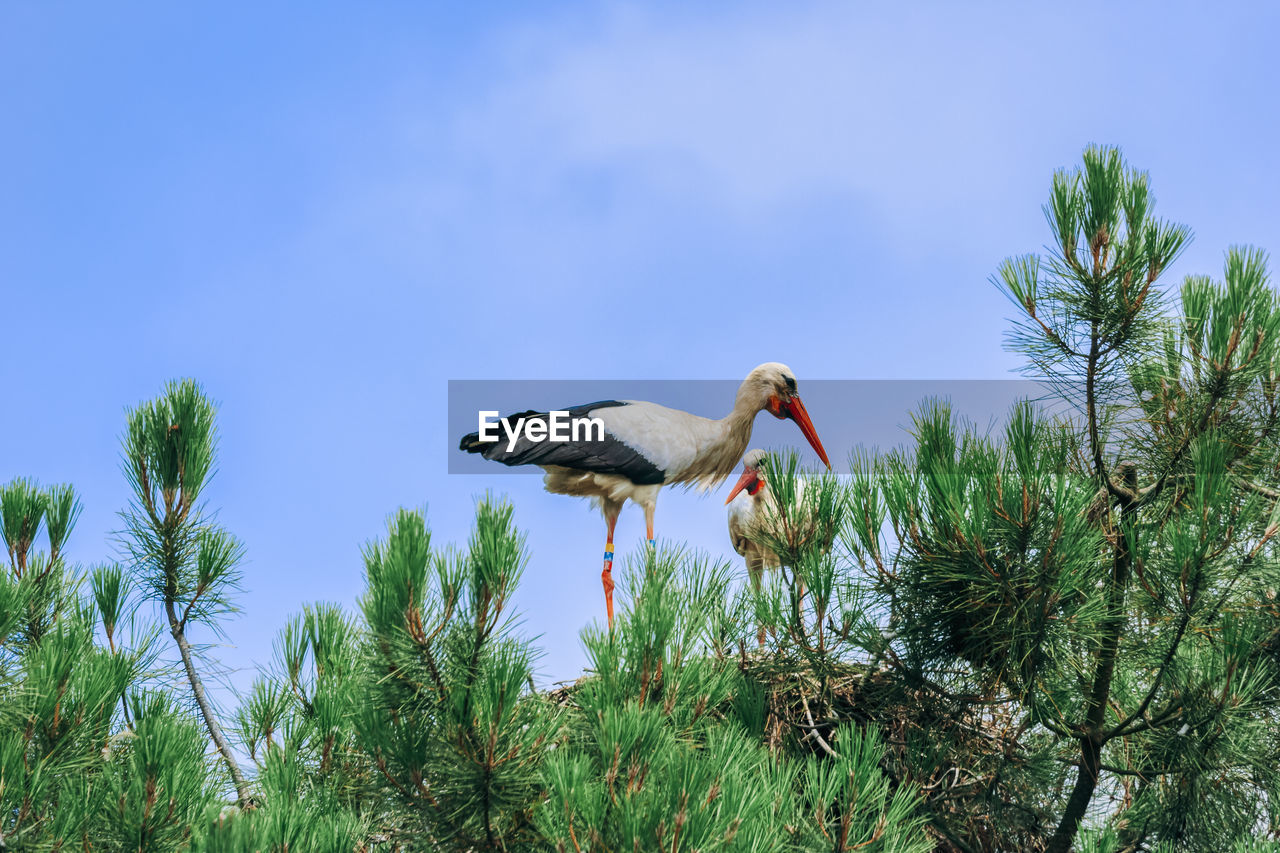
[
  {"x1": 459, "y1": 409, "x2": 542, "y2": 455},
  {"x1": 458, "y1": 430, "x2": 486, "y2": 453}
]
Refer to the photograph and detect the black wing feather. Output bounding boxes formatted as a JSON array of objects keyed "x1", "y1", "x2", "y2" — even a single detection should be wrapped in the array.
[{"x1": 458, "y1": 400, "x2": 665, "y2": 485}]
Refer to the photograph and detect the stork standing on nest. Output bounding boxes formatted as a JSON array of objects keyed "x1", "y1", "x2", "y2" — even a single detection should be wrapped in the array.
[
  {"x1": 458, "y1": 363, "x2": 831, "y2": 626},
  {"x1": 726, "y1": 448, "x2": 836, "y2": 645},
  {"x1": 725, "y1": 448, "x2": 786, "y2": 593},
  {"x1": 726, "y1": 447, "x2": 837, "y2": 583}
]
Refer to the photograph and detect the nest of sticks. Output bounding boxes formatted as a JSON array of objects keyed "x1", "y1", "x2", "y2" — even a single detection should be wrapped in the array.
[
  {"x1": 544, "y1": 656, "x2": 1051, "y2": 852},
  {"x1": 744, "y1": 657, "x2": 1051, "y2": 853}
]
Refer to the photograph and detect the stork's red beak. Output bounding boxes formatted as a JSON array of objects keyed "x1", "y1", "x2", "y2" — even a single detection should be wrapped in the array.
[
  {"x1": 781, "y1": 395, "x2": 831, "y2": 469},
  {"x1": 725, "y1": 467, "x2": 760, "y2": 504}
]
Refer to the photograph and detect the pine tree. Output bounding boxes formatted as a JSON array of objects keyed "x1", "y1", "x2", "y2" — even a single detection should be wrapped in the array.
[
  {"x1": 0, "y1": 477, "x2": 223, "y2": 852},
  {"x1": 351, "y1": 500, "x2": 561, "y2": 849},
  {"x1": 119, "y1": 379, "x2": 253, "y2": 805},
  {"x1": 224, "y1": 603, "x2": 368, "y2": 851},
  {"x1": 832, "y1": 146, "x2": 1280, "y2": 851}
]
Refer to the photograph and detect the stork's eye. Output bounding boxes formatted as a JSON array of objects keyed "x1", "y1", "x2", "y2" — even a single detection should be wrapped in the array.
[{"x1": 783, "y1": 375, "x2": 797, "y2": 393}]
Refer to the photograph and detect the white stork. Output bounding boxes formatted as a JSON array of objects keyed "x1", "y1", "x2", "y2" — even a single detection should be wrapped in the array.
[
  {"x1": 725, "y1": 448, "x2": 783, "y2": 593},
  {"x1": 726, "y1": 448, "x2": 835, "y2": 644},
  {"x1": 458, "y1": 362, "x2": 831, "y2": 626}
]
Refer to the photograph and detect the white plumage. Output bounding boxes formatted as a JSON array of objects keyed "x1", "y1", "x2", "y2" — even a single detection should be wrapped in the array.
[
  {"x1": 726, "y1": 449, "x2": 791, "y2": 590},
  {"x1": 726, "y1": 448, "x2": 836, "y2": 584},
  {"x1": 726, "y1": 448, "x2": 835, "y2": 646}
]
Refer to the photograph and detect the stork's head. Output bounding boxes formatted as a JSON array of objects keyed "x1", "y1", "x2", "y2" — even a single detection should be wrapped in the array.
[
  {"x1": 739, "y1": 363, "x2": 831, "y2": 469},
  {"x1": 725, "y1": 448, "x2": 769, "y2": 504}
]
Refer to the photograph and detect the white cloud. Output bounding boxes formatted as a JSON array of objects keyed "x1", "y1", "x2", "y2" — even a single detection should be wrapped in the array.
[{"x1": 454, "y1": 3, "x2": 1034, "y2": 216}]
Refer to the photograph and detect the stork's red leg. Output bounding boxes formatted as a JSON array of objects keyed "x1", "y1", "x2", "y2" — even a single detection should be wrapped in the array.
[
  {"x1": 748, "y1": 554, "x2": 767, "y2": 647},
  {"x1": 644, "y1": 502, "x2": 655, "y2": 550},
  {"x1": 602, "y1": 510, "x2": 619, "y2": 628}
]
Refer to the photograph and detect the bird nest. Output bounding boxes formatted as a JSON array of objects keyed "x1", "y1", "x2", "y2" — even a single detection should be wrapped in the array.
[
  {"x1": 543, "y1": 656, "x2": 1050, "y2": 852},
  {"x1": 743, "y1": 657, "x2": 1052, "y2": 853}
]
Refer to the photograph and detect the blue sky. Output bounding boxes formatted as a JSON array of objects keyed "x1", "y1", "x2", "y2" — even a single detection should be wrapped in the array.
[{"x1": 3, "y1": 2, "x2": 1278, "y2": 696}]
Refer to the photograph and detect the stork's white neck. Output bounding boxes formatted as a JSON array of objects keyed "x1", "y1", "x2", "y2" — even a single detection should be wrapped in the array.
[{"x1": 669, "y1": 390, "x2": 762, "y2": 489}]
